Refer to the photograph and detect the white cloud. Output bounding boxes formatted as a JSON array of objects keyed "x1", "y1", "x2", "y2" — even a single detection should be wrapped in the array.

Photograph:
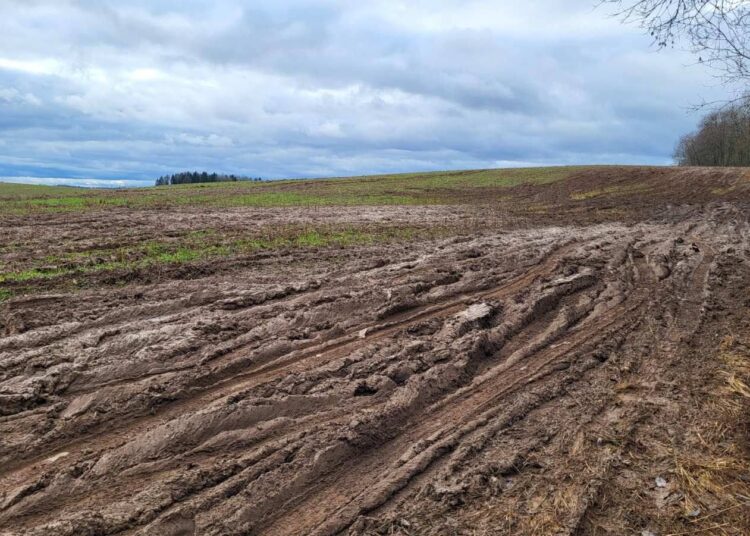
[
  {"x1": 0, "y1": 57, "x2": 64, "y2": 76},
  {"x1": 129, "y1": 68, "x2": 164, "y2": 81},
  {"x1": 0, "y1": 0, "x2": 733, "y2": 184},
  {"x1": 168, "y1": 133, "x2": 234, "y2": 147},
  {"x1": 0, "y1": 87, "x2": 41, "y2": 105},
  {"x1": 0, "y1": 176, "x2": 151, "y2": 188}
]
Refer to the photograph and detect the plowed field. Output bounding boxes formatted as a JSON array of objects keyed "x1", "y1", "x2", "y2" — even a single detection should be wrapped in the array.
[{"x1": 1, "y1": 166, "x2": 749, "y2": 535}]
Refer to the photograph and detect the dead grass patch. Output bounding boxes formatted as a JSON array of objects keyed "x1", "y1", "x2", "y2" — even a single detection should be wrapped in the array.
[
  {"x1": 667, "y1": 334, "x2": 750, "y2": 534},
  {"x1": 570, "y1": 182, "x2": 651, "y2": 201}
]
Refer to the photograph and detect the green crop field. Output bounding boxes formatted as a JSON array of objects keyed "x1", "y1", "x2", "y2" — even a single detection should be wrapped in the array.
[{"x1": 0, "y1": 166, "x2": 584, "y2": 215}]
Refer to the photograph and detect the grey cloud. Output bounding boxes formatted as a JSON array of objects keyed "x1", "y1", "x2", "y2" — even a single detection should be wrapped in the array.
[{"x1": 0, "y1": 0, "x2": 732, "y2": 185}]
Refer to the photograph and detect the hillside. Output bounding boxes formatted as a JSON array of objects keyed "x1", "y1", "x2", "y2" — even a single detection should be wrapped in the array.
[{"x1": 0, "y1": 166, "x2": 749, "y2": 535}]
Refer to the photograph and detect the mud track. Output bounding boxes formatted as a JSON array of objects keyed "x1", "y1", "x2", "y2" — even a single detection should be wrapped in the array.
[{"x1": 1, "y1": 199, "x2": 749, "y2": 535}]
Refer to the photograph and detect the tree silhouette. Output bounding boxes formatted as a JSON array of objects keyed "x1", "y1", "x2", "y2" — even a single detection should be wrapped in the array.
[{"x1": 155, "y1": 172, "x2": 262, "y2": 186}]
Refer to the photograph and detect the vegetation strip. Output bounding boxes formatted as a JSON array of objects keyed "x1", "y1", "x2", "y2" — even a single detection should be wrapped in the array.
[
  {"x1": 0, "y1": 167, "x2": 581, "y2": 214},
  {"x1": 0, "y1": 225, "x2": 450, "y2": 288}
]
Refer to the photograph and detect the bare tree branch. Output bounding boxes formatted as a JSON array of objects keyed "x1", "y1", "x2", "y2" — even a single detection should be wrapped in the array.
[{"x1": 601, "y1": 0, "x2": 750, "y2": 85}]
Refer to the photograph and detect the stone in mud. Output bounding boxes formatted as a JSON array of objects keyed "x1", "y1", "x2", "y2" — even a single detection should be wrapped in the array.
[{"x1": 458, "y1": 303, "x2": 494, "y2": 323}]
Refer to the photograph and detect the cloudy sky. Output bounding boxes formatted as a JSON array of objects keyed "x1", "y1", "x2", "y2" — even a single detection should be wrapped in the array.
[{"x1": 0, "y1": 0, "x2": 729, "y2": 186}]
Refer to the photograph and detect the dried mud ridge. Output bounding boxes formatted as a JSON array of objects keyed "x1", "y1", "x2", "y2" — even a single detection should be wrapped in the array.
[{"x1": 1, "y1": 204, "x2": 749, "y2": 535}]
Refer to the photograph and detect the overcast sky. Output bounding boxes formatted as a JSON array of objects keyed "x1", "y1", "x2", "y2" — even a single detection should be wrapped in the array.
[{"x1": 0, "y1": 0, "x2": 729, "y2": 186}]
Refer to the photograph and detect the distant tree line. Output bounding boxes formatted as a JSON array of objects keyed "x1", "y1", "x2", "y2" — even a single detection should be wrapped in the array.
[
  {"x1": 675, "y1": 104, "x2": 750, "y2": 166},
  {"x1": 155, "y1": 171, "x2": 262, "y2": 186}
]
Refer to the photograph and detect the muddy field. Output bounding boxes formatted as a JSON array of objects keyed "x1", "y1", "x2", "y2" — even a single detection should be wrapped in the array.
[{"x1": 1, "y1": 167, "x2": 749, "y2": 535}]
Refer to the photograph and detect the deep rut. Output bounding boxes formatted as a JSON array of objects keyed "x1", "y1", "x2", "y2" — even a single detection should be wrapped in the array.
[
  {"x1": 1, "y1": 214, "x2": 747, "y2": 536},
  {"x1": 0, "y1": 241, "x2": 576, "y2": 496}
]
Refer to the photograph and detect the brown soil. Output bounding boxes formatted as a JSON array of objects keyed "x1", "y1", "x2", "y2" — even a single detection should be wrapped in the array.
[{"x1": 1, "y1": 167, "x2": 749, "y2": 535}]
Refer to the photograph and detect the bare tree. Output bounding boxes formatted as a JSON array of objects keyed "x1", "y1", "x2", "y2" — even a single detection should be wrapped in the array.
[
  {"x1": 674, "y1": 102, "x2": 750, "y2": 165},
  {"x1": 603, "y1": 1, "x2": 750, "y2": 86}
]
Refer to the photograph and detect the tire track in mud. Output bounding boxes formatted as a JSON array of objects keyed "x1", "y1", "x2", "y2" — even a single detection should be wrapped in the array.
[
  {"x1": 0, "y1": 241, "x2": 578, "y2": 494},
  {"x1": 257, "y1": 252, "x2": 656, "y2": 536},
  {"x1": 123, "y1": 244, "x2": 636, "y2": 534},
  {"x1": 1, "y1": 234, "x2": 636, "y2": 534},
  {"x1": 557, "y1": 243, "x2": 715, "y2": 535},
  {"x1": 0, "y1": 239, "x2": 588, "y2": 534},
  {"x1": 2, "y1": 218, "x2": 737, "y2": 536},
  {"x1": 71, "y1": 238, "x2": 573, "y2": 398},
  {"x1": 557, "y1": 240, "x2": 718, "y2": 535},
  {"x1": 361, "y1": 232, "x2": 721, "y2": 536},
  {"x1": 1, "y1": 184, "x2": 747, "y2": 536}
]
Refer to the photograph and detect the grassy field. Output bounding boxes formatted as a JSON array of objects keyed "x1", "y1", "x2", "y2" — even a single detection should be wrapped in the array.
[
  {"x1": 0, "y1": 224, "x2": 453, "y2": 292},
  {"x1": 0, "y1": 167, "x2": 583, "y2": 214},
  {"x1": 4, "y1": 164, "x2": 745, "y2": 302}
]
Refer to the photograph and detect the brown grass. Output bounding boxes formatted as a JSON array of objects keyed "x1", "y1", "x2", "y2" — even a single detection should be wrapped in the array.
[{"x1": 667, "y1": 335, "x2": 750, "y2": 535}]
